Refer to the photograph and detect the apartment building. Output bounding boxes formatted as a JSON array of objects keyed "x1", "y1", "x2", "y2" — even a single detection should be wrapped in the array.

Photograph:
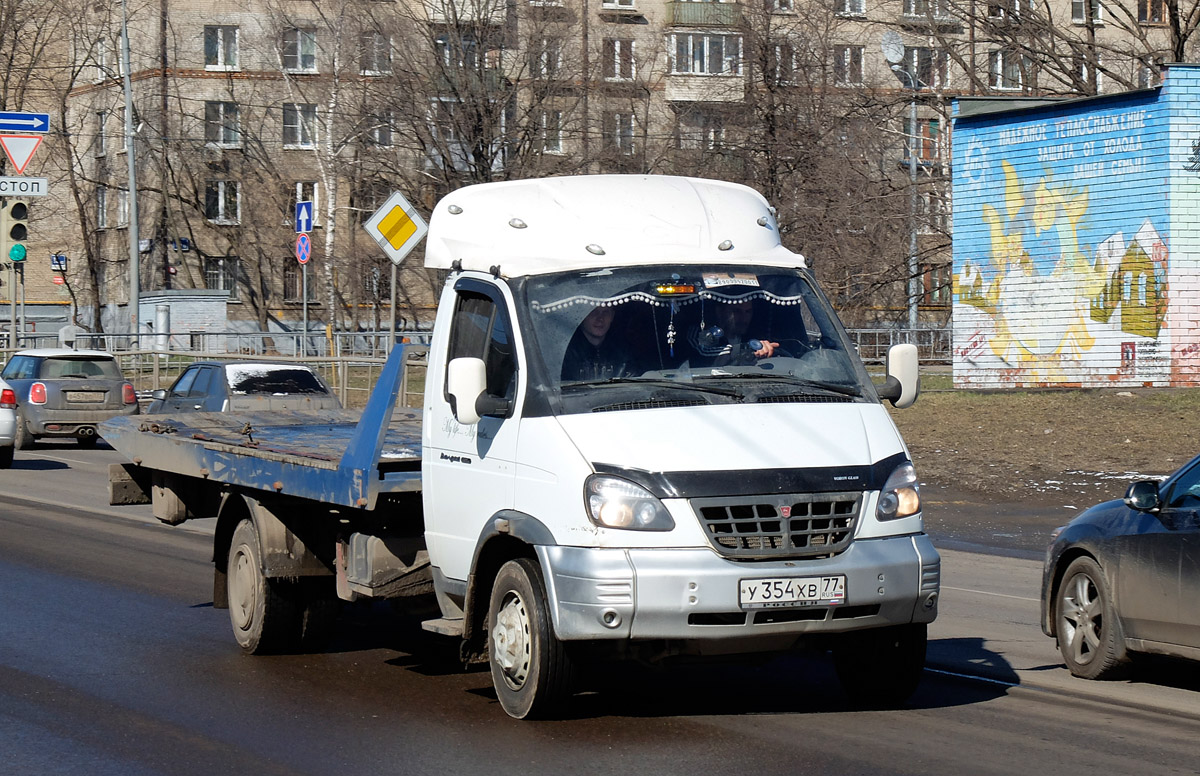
[{"x1": 6, "y1": 0, "x2": 1177, "y2": 336}]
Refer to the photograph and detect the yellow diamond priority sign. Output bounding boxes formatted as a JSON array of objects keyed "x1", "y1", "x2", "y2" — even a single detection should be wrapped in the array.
[{"x1": 363, "y1": 191, "x2": 428, "y2": 266}]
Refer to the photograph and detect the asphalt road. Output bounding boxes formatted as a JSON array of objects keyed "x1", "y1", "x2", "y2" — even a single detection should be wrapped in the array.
[{"x1": 2, "y1": 442, "x2": 1200, "y2": 774}]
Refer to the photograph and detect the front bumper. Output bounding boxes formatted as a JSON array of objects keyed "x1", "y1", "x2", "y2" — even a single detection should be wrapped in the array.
[{"x1": 537, "y1": 534, "x2": 940, "y2": 643}]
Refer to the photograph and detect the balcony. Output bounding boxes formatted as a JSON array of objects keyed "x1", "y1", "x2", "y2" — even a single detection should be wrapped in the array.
[
  {"x1": 667, "y1": 1, "x2": 743, "y2": 27},
  {"x1": 424, "y1": 0, "x2": 506, "y2": 24}
]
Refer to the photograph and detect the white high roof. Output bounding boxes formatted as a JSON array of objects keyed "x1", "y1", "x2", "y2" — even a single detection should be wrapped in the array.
[{"x1": 424, "y1": 175, "x2": 805, "y2": 278}]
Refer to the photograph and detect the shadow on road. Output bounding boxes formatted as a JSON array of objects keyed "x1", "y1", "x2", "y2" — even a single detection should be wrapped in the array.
[{"x1": 9, "y1": 457, "x2": 70, "y2": 470}]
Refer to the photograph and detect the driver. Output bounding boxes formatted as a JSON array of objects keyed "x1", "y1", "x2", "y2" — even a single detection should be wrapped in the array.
[
  {"x1": 561, "y1": 305, "x2": 634, "y2": 381},
  {"x1": 690, "y1": 300, "x2": 780, "y2": 366}
]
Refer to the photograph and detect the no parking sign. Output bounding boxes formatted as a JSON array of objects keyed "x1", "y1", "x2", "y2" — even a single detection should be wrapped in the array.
[{"x1": 296, "y1": 233, "x2": 311, "y2": 264}]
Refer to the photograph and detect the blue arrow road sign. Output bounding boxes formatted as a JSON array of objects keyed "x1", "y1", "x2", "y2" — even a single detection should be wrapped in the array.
[
  {"x1": 295, "y1": 200, "x2": 313, "y2": 234},
  {"x1": 0, "y1": 112, "x2": 50, "y2": 133}
]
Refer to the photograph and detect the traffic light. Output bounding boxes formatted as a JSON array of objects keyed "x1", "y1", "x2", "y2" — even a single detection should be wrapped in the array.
[{"x1": 0, "y1": 200, "x2": 28, "y2": 262}]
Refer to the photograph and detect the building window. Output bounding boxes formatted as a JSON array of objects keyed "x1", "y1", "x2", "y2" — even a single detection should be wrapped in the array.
[
  {"x1": 282, "y1": 28, "x2": 317, "y2": 72},
  {"x1": 671, "y1": 33, "x2": 741, "y2": 76},
  {"x1": 360, "y1": 33, "x2": 391, "y2": 75},
  {"x1": 287, "y1": 181, "x2": 319, "y2": 227},
  {"x1": 905, "y1": 118, "x2": 941, "y2": 164},
  {"x1": 677, "y1": 112, "x2": 725, "y2": 150},
  {"x1": 117, "y1": 188, "x2": 129, "y2": 227},
  {"x1": 541, "y1": 110, "x2": 563, "y2": 153},
  {"x1": 531, "y1": 37, "x2": 562, "y2": 79},
  {"x1": 95, "y1": 111, "x2": 107, "y2": 157},
  {"x1": 987, "y1": 0, "x2": 1021, "y2": 18},
  {"x1": 833, "y1": 45, "x2": 863, "y2": 85},
  {"x1": 205, "y1": 180, "x2": 240, "y2": 223},
  {"x1": 96, "y1": 186, "x2": 108, "y2": 229},
  {"x1": 1074, "y1": 53, "x2": 1103, "y2": 92},
  {"x1": 435, "y1": 34, "x2": 479, "y2": 70},
  {"x1": 204, "y1": 101, "x2": 240, "y2": 146},
  {"x1": 284, "y1": 263, "x2": 318, "y2": 302},
  {"x1": 767, "y1": 41, "x2": 794, "y2": 85},
  {"x1": 602, "y1": 38, "x2": 635, "y2": 80},
  {"x1": 920, "y1": 263, "x2": 951, "y2": 306},
  {"x1": 905, "y1": 47, "x2": 945, "y2": 90},
  {"x1": 366, "y1": 112, "x2": 393, "y2": 147},
  {"x1": 1072, "y1": 0, "x2": 1103, "y2": 22},
  {"x1": 283, "y1": 103, "x2": 318, "y2": 147},
  {"x1": 989, "y1": 49, "x2": 1027, "y2": 90},
  {"x1": 1137, "y1": 61, "x2": 1161, "y2": 88},
  {"x1": 905, "y1": 0, "x2": 944, "y2": 17},
  {"x1": 1138, "y1": 0, "x2": 1164, "y2": 23},
  {"x1": 204, "y1": 256, "x2": 241, "y2": 299},
  {"x1": 602, "y1": 0, "x2": 636, "y2": 7},
  {"x1": 772, "y1": 0, "x2": 795, "y2": 12},
  {"x1": 603, "y1": 111, "x2": 635, "y2": 155},
  {"x1": 836, "y1": 0, "x2": 864, "y2": 14},
  {"x1": 204, "y1": 25, "x2": 239, "y2": 70}
]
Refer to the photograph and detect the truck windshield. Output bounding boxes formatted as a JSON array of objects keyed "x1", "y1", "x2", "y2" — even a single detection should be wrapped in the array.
[{"x1": 522, "y1": 264, "x2": 875, "y2": 413}]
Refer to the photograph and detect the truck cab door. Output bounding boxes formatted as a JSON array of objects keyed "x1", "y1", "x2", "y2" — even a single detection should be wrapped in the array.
[{"x1": 424, "y1": 279, "x2": 523, "y2": 584}]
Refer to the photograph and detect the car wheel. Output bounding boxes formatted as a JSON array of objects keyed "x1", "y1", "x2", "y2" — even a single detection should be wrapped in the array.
[
  {"x1": 833, "y1": 623, "x2": 927, "y2": 708},
  {"x1": 1055, "y1": 556, "x2": 1128, "y2": 679},
  {"x1": 227, "y1": 519, "x2": 303, "y2": 655},
  {"x1": 0, "y1": 445, "x2": 13, "y2": 468},
  {"x1": 13, "y1": 414, "x2": 32, "y2": 450},
  {"x1": 488, "y1": 558, "x2": 576, "y2": 719}
]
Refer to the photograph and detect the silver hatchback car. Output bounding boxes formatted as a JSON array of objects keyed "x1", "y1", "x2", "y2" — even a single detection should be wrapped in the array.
[{"x1": 1, "y1": 348, "x2": 140, "y2": 448}]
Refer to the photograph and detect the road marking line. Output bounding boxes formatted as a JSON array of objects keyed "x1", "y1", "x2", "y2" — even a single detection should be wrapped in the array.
[
  {"x1": 926, "y1": 667, "x2": 1019, "y2": 688},
  {"x1": 942, "y1": 585, "x2": 1039, "y2": 603},
  {"x1": 23, "y1": 451, "x2": 100, "y2": 467}
]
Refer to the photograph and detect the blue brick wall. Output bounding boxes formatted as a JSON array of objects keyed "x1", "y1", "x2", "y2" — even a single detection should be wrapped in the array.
[{"x1": 950, "y1": 67, "x2": 1200, "y2": 388}]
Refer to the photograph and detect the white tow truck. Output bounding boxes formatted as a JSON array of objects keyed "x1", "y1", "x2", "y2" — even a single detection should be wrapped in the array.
[{"x1": 104, "y1": 174, "x2": 938, "y2": 719}]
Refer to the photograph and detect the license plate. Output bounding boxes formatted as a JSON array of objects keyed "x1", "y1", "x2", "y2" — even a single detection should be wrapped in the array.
[
  {"x1": 65, "y1": 391, "x2": 105, "y2": 403},
  {"x1": 738, "y1": 575, "x2": 846, "y2": 609}
]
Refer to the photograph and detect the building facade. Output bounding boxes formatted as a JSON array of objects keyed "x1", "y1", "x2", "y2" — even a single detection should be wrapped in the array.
[{"x1": 0, "y1": 0, "x2": 1182, "y2": 339}]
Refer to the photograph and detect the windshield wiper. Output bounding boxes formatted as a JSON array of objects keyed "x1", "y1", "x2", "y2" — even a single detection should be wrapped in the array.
[
  {"x1": 696, "y1": 373, "x2": 862, "y2": 398},
  {"x1": 561, "y1": 377, "x2": 744, "y2": 399}
]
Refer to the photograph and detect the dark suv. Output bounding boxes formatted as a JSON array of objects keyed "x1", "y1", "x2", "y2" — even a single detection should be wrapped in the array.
[{"x1": 1, "y1": 348, "x2": 140, "y2": 447}]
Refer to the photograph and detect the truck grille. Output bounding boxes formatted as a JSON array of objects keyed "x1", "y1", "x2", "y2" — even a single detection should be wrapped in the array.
[{"x1": 692, "y1": 491, "x2": 862, "y2": 559}]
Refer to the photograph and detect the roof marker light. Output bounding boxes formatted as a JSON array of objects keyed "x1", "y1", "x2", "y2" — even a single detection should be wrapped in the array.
[
  {"x1": 718, "y1": 240, "x2": 734, "y2": 251},
  {"x1": 509, "y1": 218, "x2": 527, "y2": 229},
  {"x1": 448, "y1": 205, "x2": 463, "y2": 214},
  {"x1": 586, "y1": 244, "x2": 606, "y2": 256}
]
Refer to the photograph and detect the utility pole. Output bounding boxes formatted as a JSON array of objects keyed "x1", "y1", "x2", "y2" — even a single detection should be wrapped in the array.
[
  {"x1": 121, "y1": 0, "x2": 141, "y2": 345},
  {"x1": 882, "y1": 30, "x2": 920, "y2": 333}
]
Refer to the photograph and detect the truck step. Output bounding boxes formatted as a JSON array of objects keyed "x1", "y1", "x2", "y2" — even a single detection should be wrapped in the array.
[{"x1": 421, "y1": 617, "x2": 465, "y2": 637}]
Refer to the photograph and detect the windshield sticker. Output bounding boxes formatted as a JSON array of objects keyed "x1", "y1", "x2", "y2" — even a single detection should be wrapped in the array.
[{"x1": 702, "y1": 272, "x2": 760, "y2": 289}]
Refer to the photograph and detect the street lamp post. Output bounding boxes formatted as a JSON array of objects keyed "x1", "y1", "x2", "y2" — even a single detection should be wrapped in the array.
[
  {"x1": 121, "y1": 0, "x2": 140, "y2": 345},
  {"x1": 881, "y1": 31, "x2": 920, "y2": 333}
]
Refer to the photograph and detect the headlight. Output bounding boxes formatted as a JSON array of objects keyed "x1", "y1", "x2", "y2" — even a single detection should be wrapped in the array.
[
  {"x1": 876, "y1": 462, "x2": 921, "y2": 521},
  {"x1": 585, "y1": 475, "x2": 675, "y2": 531}
]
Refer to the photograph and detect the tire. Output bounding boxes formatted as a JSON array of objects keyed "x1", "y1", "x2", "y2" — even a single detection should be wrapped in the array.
[
  {"x1": 1055, "y1": 556, "x2": 1128, "y2": 679},
  {"x1": 0, "y1": 445, "x2": 12, "y2": 469},
  {"x1": 76, "y1": 435, "x2": 98, "y2": 448},
  {"x1": 226, "y1": 519, "x2": 303, "y2": 655},
  {"x1": 13, "y1": 414, "x2": 32, "y2": 450},
  {"x1": 833, "y1": 623, "x2": 927, "y2": 708},
  {"x1": 488, "y1": 558, "x2": 576, "y2": 719}
]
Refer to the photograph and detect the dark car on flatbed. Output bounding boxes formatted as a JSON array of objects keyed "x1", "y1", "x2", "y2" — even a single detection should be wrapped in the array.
[{"x1": 1, "y1": 348, "x2": 139, "y2": 447}]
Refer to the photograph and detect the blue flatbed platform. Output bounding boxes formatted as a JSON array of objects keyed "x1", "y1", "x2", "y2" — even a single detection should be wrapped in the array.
[{"x1": 101, "y1": 345, "x2": 422, "y2": 510}]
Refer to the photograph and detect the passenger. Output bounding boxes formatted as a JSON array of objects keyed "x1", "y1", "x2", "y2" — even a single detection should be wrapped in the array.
[
  {"x1": 560, "y1": 305, "x2": 634, "y2": 381},
  {"x1": 690, "y1": 299, "x2": 779, "y2": 366}
]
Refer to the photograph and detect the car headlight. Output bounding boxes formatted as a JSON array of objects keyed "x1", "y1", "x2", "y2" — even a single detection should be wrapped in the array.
[
  {"x1": 585, "y1": 475, "x2": 675, "y2": 531},
  {"x1": 876, "y1": 462, "x2": 921, "y2": 521}
]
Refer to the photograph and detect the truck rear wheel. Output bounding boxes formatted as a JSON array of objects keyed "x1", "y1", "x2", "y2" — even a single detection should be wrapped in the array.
[
  {"x1": 227, "y1": 518, "x2": 303, "y2": 654},
  {"x1": 488, "y1": 558, "x2": 575, "y2": 719},
  {"x1": 832, "y1": 623, "x2": 927, "y2": 708}
]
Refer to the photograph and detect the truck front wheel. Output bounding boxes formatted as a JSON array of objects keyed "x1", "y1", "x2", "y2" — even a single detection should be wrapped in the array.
[
  {"x1": 832, "y1": 623, "x2": 927, "y2": 708},
  {"x1": 227, "y1": 518, "x2": 303, "y2": 654},
  {"x1": 488, "y1": 558, "x2": 575, "y2": 719}
]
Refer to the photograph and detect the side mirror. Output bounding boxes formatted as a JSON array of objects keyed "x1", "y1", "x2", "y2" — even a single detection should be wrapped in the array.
[
  {"x1": 1124, "y1": 480, "x2": 1161, "y2": 512},
  {"x1": 876, "y1": 343, "x2": 919, "y2": 409},
  {"x1": 447, "y1": 357, "x2": 487, "y2": 425},
  {"x1": 151, "y1": 389, "x2": 167, "y2": 401}
]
